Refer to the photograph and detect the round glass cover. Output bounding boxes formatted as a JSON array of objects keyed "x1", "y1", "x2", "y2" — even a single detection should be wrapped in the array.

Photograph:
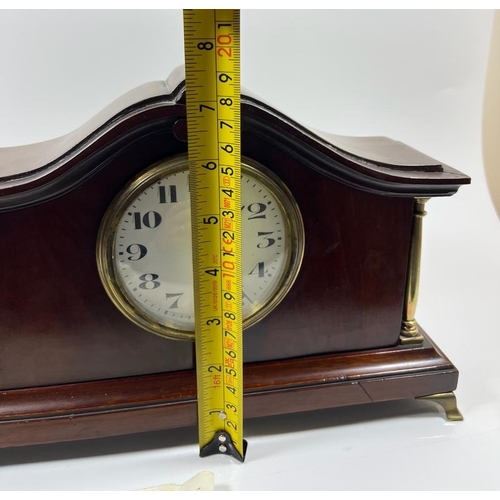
[{"x1": 97, "y1": 155, "x2": 304, "y2": 340}]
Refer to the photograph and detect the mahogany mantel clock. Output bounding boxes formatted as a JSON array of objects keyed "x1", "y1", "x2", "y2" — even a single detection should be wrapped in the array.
[{"x1": 0, "y1": 69, "x2": 470, "y2": 448}]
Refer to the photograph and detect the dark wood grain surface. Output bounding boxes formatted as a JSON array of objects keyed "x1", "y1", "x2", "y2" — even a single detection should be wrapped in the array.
[{"x1": 0, "y1": 120, "x2": 414, "y2": 389}]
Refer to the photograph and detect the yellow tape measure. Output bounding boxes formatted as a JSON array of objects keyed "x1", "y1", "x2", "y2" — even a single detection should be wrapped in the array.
[{"x1": 183, "y1": 9, "x2": 246, "y2": 462}]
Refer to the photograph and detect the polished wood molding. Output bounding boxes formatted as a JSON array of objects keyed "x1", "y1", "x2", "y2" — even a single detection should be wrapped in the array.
[{"x1": 0, "y1": 329, "x2": 458, "y2": 448}]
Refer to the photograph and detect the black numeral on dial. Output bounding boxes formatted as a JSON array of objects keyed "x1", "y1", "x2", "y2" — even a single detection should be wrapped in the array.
[
  {"x1": 158, "y1": 185, "x2": 178, "y2": 204},
  {"x1": 257, "y1": 232, "x2": 275, "y2": 248},
  {"x1": 134, "y1": 211, "x2": 162, "y2": 229},
  {"x1": 126, "y1": 244, "x2": 148, "y2": 261},
  {"x1": 249, "y1": 261, "x2": 265, "y2": 277},
  {"x1": 138, "y1": 273, "x2": 161, "y2": 290},
  {"x1": 246, "y1": 203, "x2": 267, "y2": 220}
]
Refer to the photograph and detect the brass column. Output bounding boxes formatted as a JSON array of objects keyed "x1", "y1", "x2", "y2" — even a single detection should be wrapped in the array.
[{"x1": 400, "y1": 197, "x2": 430, "y2": 344}]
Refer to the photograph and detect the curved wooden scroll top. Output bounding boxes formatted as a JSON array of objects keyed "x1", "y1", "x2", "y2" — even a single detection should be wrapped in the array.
[{"x1": 0, "y1": 67, "x2": 470, "y2": 209}]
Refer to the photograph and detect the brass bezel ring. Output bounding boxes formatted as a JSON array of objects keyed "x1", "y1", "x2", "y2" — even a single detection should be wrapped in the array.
[{"x1": 96, "y1": 154, "x2": 304, "y2": 341}]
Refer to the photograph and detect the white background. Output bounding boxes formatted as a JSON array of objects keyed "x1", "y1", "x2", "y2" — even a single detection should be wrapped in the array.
[{"x1": 0, "y1": 8, "x2": 499, "y2": 491}]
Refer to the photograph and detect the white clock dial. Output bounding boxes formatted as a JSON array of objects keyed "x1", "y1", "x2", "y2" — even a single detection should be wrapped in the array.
[{"x1": 97, "y1": 155, "x2": 304, "y2": 340}]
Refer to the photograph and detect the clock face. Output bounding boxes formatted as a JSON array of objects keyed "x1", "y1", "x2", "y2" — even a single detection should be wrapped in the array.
[{"x1": 96, "y1": 155, "x2": 304, "y2": 340}]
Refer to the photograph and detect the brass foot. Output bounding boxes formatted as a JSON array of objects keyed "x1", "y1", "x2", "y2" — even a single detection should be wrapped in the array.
[{"x1": 416, "y1": 392, "x2": 464, "y2": 421}]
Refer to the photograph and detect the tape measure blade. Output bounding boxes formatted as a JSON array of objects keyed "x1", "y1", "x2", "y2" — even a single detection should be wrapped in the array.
[{"x1": 183, "y1": 8, "x2": 245, "y2": 462}]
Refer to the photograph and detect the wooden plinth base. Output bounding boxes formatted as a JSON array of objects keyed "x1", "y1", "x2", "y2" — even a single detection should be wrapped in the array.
[{"x1": 0, "y1": 328, "x2": 458, "y2": 448}]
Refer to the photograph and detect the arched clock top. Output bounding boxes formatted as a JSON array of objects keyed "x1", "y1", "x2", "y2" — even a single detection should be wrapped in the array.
[{"x1": 0, "y1": 70, "x2": 470, "y2": 212}]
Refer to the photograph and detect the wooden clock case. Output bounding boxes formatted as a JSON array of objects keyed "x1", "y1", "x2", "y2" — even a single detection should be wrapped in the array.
[{"x1": 0, "y1": 69, "x2": 470, "y2": 448}]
